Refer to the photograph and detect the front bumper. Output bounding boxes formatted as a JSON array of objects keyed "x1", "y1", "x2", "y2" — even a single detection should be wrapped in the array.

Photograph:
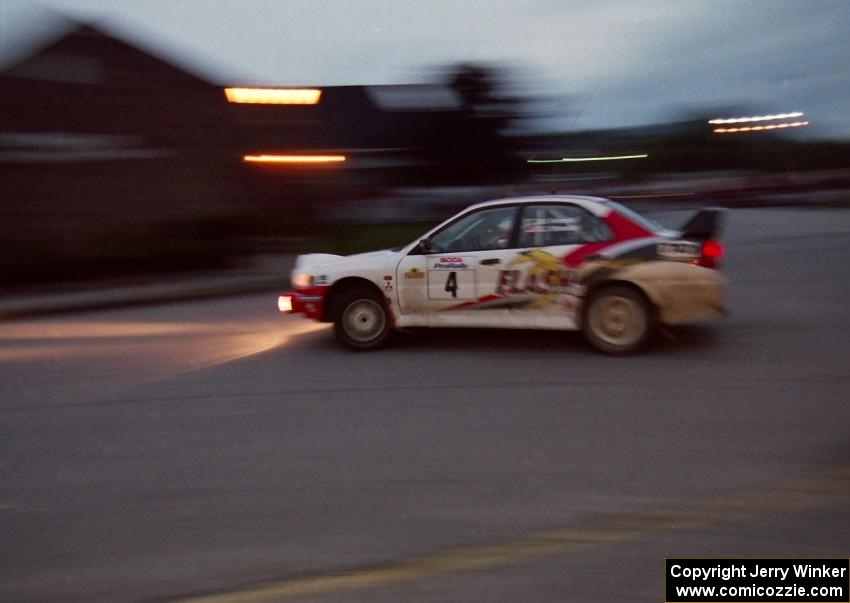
[{"x1": 279, "y1": 289, "x2": 326, "y2": 320}]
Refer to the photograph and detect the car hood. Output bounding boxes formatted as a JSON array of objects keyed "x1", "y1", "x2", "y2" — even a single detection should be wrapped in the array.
[{"x1": 294, "y1": 249, "x2": 399, "y2": 274}]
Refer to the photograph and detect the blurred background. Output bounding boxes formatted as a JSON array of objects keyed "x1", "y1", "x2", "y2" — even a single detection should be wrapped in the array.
[
  {"x1": 0, "y1": 0, "x2": 848, "y2": 286},
  {"x1": 2, "y1": 3, "x2": 850, "y2": 602}
]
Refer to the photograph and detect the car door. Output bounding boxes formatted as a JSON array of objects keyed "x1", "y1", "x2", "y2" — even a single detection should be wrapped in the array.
[
  {"x1": 499, "y1": 203, "x2": 614, "y2": 327},
  {"x1": 395, "y1": 205, "x2": 520, "y2": 324}
]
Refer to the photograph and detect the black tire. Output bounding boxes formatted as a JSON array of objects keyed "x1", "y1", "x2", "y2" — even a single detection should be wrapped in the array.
[
  {"x1": 331, "y1": 287, "x2": 393, "y2": 351},
  {"x1": 581, "y1": 285, "x2": 654, "y2": 355}
]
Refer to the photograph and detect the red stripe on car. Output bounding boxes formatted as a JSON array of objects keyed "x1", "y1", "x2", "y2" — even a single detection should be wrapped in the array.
[{"x1": 563, "y1": 210, "x2": 653, "y2": 267}]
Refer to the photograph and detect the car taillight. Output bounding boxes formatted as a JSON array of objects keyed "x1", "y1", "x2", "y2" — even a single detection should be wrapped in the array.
[{"x1": 697, "y1": 239, "x2": 724, "y2": 268}]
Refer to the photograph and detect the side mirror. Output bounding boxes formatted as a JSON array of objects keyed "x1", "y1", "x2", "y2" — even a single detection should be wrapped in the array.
[{"x1": 418, "y1": 237, "x2": 433, "y2": 254}]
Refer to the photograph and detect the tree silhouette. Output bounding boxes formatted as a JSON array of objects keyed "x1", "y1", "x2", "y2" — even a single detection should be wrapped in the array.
[{"x1": 420, "y1": 63, "x2": 527, "y2": 184}]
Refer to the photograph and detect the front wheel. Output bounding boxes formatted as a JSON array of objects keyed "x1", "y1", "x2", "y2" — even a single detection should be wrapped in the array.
[
  {"x1": 332, "y1": 288, "x2": 393, "y2": 351},
  {"x1": 582, "y1": 285, "x2": 654, "y2": 355}
]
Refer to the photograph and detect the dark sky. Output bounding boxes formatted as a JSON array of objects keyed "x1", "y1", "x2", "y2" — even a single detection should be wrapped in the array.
[{"x1": 4, "y1": 0, "x2": 849, "y2": 138}]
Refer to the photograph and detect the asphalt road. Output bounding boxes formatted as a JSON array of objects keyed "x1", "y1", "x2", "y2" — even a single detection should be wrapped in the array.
[{"x1": 1, "y1": 208, "x2": 849, "y2": 602}]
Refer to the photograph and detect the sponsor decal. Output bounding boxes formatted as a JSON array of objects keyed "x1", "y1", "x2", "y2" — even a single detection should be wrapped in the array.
[
  {"x1": 428, "y1": 248, "x2": 575, "y2": 312},
  {"x1": 571, "y1": 242, "x2": 652, "y2": 290},
  {"x1": 430, "y1": 256, "x2": 470, "y2": 270},
  {"x1": 427, "y1": 256, "x2": 475, "y2": 299},
  {"x1": 521, "y1": 217, "x2": 580, "y2": 233},
  {"x1": 314, "y1": 275, "x2": 329, "y2": 285},
  {"x1": 404, "y1": 268, "x2": 425, "y2": 279},
  {"x1": 496, "y1": 249, "x2": 571, "y2": 308},
  {"x1": 657, "y1": 241, "x2": 700, "y2": 260}
]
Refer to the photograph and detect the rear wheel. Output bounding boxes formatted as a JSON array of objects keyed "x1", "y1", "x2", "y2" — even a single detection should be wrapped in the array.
[
  {"x1": 332, "y1": 288, "x2": 392, "y2": 351},
  {"x1": 582, "y1": 285, "x2": 653, "y2": 354}
]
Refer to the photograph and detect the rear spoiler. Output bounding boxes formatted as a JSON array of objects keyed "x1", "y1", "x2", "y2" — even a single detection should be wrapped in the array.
[{"x1": 679, "y1": 207, "x2": 727, "y2": 240}]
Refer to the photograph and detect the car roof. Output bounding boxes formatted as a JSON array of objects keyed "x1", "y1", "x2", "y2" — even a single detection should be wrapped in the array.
[{"x1": 463, "y1": 195, "x2": 612, "y2": 216}]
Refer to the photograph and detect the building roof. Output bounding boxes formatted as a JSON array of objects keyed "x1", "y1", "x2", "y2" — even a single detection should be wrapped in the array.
[{"x1": 0, "y1": 9, "x2": 227, "y2": 86}]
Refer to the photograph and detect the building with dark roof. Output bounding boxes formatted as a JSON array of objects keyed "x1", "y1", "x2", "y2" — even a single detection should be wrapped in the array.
[
  {"x1": 0, "y1": 20, "x2": 526, "y2": 284},
  {"x1": 0, "y1": 22, "x2": 242, "y2": 282}
]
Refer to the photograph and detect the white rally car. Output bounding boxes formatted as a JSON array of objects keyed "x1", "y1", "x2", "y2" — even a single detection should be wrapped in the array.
[{"x1": 279, "y1": 196, "x2": 727, "y2": 354}]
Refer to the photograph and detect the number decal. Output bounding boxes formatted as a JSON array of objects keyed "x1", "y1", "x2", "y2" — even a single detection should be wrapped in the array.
[
  {"x1": 444, "y1": 271, "x2": 458, "y2": 298},
  {"x1": 426, "y1": 257, "x2": 473, "y2": 300}
]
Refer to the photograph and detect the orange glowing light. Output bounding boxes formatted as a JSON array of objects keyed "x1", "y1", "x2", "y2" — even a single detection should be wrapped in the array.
[
  {"x1": 278, "y1": 295, "x2": 293, "y2": 313},
  {"x1": 224, "y1": 88, "x2": 322, "y2": 105},
  {"x1": 243, "y1": 154, "x2": 346, "y2": 164},
  {"x1": 714, "y1": 121, "x2": 809, "y2": 134}
]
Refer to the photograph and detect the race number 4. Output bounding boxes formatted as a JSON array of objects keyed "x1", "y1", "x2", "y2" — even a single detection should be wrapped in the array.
[
  {"x1": 427, "y1": 258, "x2": 474, "y2": 300},
  {"x1": 444, "y1": 272, "x2": 458, "y2": 298}
]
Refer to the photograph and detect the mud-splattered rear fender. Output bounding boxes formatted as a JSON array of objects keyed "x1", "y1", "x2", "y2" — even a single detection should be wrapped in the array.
[{"x1": 609, "y1": 261, "x2": 727, "y2": 324}]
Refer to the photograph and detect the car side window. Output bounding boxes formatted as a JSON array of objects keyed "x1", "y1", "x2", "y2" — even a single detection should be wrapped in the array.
[
  {"x1": 428, "y1": 206, "x2": 517, "y2": 253},
  {"x1": 518, "y1": 204, "x2": 612, "y2": 248}
]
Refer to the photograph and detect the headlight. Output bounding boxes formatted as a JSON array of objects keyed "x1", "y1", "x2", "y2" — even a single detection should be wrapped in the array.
[{"x1": 291, "y1": 272, "x2": 313, "y2": 289}]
